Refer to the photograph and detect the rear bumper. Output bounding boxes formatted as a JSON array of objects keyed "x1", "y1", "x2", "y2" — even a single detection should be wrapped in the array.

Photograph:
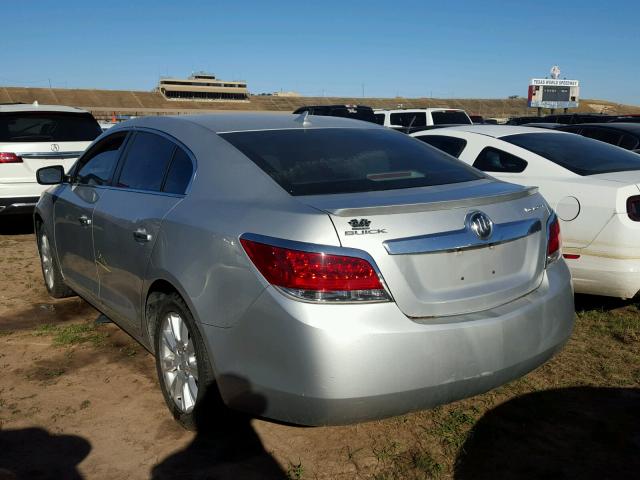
[
  {"x1": 202, "y1": 259, "x2": 574, "y2": 425},
  {"x1": 0, "y1": 196, "x2": 39, "y2": 215},
  {"x1": 568, "y1": 254, "x2": 640, "y2": 298}
]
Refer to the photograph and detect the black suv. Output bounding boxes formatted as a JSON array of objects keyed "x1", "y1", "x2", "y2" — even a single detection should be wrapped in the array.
[{"x1": 293, "y1": 105, "x2": 377, "y2": 123}]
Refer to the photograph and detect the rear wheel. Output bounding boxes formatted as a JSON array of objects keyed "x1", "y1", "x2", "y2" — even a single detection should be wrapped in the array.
[
  {"x1": 37, "y1": 225, "x2": 74, "y2": 298},
  {"x1": 154, "y1": 293, "x2": 216, "y2": 430}
]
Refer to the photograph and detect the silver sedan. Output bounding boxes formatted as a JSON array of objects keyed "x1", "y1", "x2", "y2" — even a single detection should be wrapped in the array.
[{"x1": 34, "y1": 113, "x2": 574, "y2": 428}]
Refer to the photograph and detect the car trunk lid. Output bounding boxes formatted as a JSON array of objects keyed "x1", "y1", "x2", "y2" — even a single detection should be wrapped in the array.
[{"x1": 299, "y1": 180, "x2": 550, "y2": 317}]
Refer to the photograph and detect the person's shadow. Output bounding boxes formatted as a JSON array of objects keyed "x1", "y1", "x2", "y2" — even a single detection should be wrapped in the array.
[
  {"x1": 151, "y1": 375, "x2": 286, "y2": 479},
  {"x1": 455, "y1": 387, "x2": 640, "y2": 479},
  {"x1": 0, "y1": 427, "x2": 90, "y2": 479}
]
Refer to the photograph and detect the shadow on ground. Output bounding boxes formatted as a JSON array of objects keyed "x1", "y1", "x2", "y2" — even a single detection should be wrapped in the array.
[
  {"x1": 455, "y1": 387, "x2": 640, "y2": 479},
  {"x1": 151, "y1": 376, "x2": 286, "y2": 479},
  {"x1": 574, "y1": 293, "x2": 637, "y2": 312},
  {"x1": 0, "y1": 215, "x2": 35, "y2": 236},
  {"x1": 0, "y1": 427, "x2": 90, "y2": 479}
]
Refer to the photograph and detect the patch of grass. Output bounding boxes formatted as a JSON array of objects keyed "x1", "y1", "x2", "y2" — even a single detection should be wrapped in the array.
[
  {"x1": 79, "y1": 400, "x2": 91, "y2": 410},
  {"x1": 33, "y1": 322, "x2": 108, "y2": 347},
  {"x1": 409, "y1": 450, "x2": 443, "y2": 478},
  {"x1": 431, "y1": 408, "x2": 478, "y2": 449},
  {"x1": 286, "y1": 460, "x2": 304, "y2": 480},
  {"x1": 582, "y1": 308, "x2": 640, "y2": 344}
]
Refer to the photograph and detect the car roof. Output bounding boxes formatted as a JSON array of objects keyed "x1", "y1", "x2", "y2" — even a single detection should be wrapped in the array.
[
  {"x1": 424, "y1": 124, "x2": 566, "y2": 138},
  {"x1": 125, "y1": 112, "x2": 385, "y2": 134},
  {"x1": 564, "y1": 122, "x2": 640, "y2": 134},
  {"x1": 0, "y1": 103, "x2": 90, "y2": 114}
]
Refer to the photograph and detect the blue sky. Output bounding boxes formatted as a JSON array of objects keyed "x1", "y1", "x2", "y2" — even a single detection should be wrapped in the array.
[{"x1": 2, "y1": 1, "x2": 639, "y2": 104}]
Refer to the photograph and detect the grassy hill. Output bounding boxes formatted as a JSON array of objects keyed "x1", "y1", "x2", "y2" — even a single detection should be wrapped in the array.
[{"x1": 1, "y1": 86, "x2": 638, "y2": 120}]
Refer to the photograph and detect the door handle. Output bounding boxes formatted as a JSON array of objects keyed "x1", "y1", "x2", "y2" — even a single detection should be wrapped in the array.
[
  {"x1": 78, "y1": 215, "x2": 92, "y2": 226},
  {"x1": 133, "y1": 228, "x2": 152, "y2": 243}
]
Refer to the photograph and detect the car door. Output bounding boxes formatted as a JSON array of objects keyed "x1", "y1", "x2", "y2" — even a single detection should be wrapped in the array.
[
  {"x1": 91, "y1": 130, "x2": 193, "y2": 332},
  {"x1": 54, "y1": 131, "x2": 129, "y2": 300}
]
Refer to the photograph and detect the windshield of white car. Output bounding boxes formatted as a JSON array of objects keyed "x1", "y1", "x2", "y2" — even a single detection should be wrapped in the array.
[
  {"x1": 221, "y1": 128, "x2": 484, "y2": 196},
  {"x1": 0, "y1": 112, "x2": 102, "y2": 142},
  {"x1": 502, "y1": 132, "x2": 640, "y2": 176}
]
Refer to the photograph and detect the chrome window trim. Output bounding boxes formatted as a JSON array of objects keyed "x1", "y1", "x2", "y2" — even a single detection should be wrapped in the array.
[
  {"x1": 239, "y1": 232, "x2": 394, "y2": 302},
  {"x1": 383, "y1": 217, "x2": 542, "y2": 255},
  {"x1": 20, "y1": 151, "x2": 85, "y2": 159}
]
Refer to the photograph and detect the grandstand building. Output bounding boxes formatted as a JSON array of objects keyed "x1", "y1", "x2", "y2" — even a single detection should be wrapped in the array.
[{"x1": 157, "y1": 72, "x2": 248, "y2": 101}]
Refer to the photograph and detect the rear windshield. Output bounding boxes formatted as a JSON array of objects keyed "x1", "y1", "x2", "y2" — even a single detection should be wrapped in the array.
[
  {"x1": 326, "y1": 107, "x2": 376, "y2": 123},
  {"x1": 431, "y1": 111, "x2": 472, "y2": 125},
  {"x1": 390, "y1": 112, "x2": 427, "y2": 127},
  {"x1": 502, "y1": 132, "x2": 640, "y2": 176},
  {"x1": 0, "y1": 112, "x2": 102, "y2": 142},
  {"x1": 220, "y1": 128, "x2": 484, "y2": 196}
]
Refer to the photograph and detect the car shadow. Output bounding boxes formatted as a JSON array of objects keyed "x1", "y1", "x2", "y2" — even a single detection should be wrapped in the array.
[
  {"x1": 574, "y1": 293, "x2": 638, "y2": 313},
  {"x1": 151, "y1": 375, "x2": 286, "y2": 480},
  {"x1": 0, "y1": 215, "x2": 35, "y2": 235},
  {"x1": 454, "y1": 387, "x2": 640, "y2": 479},
  {"x1": 0, "y1": 427, "x2": 91, "y2": 479}
]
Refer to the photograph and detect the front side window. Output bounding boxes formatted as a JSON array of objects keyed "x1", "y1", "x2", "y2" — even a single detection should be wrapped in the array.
[
  {"x1": 0, "y1": 112, "x2": 102, "y2": 142},
  {"x1": 502, "y1": 132, "x2": 640, "y2": 176},
  {"x1": 416, "y1": 135, "x2": 467, "y2": 158},
  {"x1": 117, "y1": 132, "x2": 175, "y2": 191},
  {"x1": 75, "y1": 133, "x2": 127, "y2": 186},
  {"x1": 473, "y1": 147, "x2": 528, "y2": 173},
  {"x1": 220, "y1": 128, "x2": 484, "y2": 196}
]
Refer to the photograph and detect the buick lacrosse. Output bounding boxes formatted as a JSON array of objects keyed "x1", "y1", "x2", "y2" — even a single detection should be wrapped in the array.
[{"x1": 34, "y1": 114, "x2": 574, "y2": 428}]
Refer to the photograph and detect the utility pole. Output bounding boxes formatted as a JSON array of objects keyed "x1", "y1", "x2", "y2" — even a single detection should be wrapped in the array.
[{"x1": 361, "y1": 83, "x2": 365, "y2": 98}]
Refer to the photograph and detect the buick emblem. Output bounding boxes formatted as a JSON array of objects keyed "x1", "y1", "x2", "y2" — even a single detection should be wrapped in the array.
[
  {"x1": 467, "y1": 211, "x2": 493, "y2": 240},
  {"x1": 50, "y1": 144, "x2": 60, "y2": 152}
]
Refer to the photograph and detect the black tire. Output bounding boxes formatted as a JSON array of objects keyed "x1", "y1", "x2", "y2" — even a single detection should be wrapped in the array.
[
  {"x1": 36, "y1": 223, "x2": 75, "y2": 299},
  {"x1": 154, "y1": 292, "x2": 217, "y2": 430}
]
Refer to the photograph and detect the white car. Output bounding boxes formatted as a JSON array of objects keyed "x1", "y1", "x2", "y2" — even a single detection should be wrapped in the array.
[
  {"x1": 412, "y1": 125, "x2": 640, "y2": 298},
  {"x1": 374, "y1": 108, "x2": 472, "y2": 129},
  {"x1": 0, "y1": 103, "x2": 101, "y2": 215}
]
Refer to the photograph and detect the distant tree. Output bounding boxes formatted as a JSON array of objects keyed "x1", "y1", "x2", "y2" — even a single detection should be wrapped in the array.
[{"x1": 508, "y1": 95, "x2": 520, "y2": 99}]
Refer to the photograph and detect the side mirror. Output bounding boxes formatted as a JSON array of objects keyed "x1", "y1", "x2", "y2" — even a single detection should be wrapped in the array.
[{"x1": 36, "y1": 165, "x2": 66, "y2": 185}]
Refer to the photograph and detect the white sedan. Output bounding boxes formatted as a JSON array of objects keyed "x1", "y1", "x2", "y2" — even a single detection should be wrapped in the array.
[{"x1": 412, "y1": 125, "x2": 640, "y2": 299}]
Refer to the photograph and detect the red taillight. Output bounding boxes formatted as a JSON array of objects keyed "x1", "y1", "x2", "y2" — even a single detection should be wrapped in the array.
[
  {"x1": 240, "y1": 238, "x2": 390, "y2": 302},
  {"x1": 627, "y1": 195, "x2": 640, "y2": 221},
  {"x1": 563, "y1": 254, "x2": 580, "y2": 260},
  {"x1": 547, "y1": 215, "x2": 561, "y2": 264},
  {"x1": 0, "y1": 152, "x2": 23, "y2": 164}
]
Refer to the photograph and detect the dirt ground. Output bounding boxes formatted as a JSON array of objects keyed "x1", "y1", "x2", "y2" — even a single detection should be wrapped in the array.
[{"x1": 0, "y1": 217, "x2": 639, "y2": 480}]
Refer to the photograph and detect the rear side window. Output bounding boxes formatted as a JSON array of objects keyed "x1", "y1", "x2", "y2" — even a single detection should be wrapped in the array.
[
  {"x1": 431, "y1": 111, "x2": 472, "y2": 125},
  {"x1": 502, "y1": 132, "x2": 640, "y2": 176},
  {"x1": 620, "y1": 134, "x2": 640, "y2": 150},
  {"x1": 390, "y1": 112, "x2": 427, "y2": 128},
  {"x1": 0, "y1": 112, "x2": 101, "y2": 142},
  {"x1": 117, "y1": 132, "x2": 175, "y2": 191},
  {"x1": 416, "y1": 135, "x2": 467, "y2": 157},
  {"x1": 473, "y1": 147, "x2": 527, "y2": 173},
  {"x1": 163, "y1": 148, "x2": 193, "y2": 194},
  {"x1": 374, "y1": 113, "x2": 385, "y2": 125},
  {"x1": 580, "y1": 127, "x2": 621, "y2": 146},
  {"x1": 220, "y1": 128, "x2": 484, "y2": 196},
  {"x1": 75, "y1": 133, "x2": 127, "y2": 186}
]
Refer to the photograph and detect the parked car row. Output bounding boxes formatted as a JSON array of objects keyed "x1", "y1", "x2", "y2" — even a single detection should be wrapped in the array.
[{"x1": 1, "y1": 102, "x2": 637, "y2": 430}]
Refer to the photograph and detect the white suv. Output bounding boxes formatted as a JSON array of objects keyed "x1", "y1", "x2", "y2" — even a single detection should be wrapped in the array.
[
  {"x1": 374, "y1": 108, "x2": 472, "y2": 130},
  {"x1": 0, "y1": 103, "x2": 101, "y2": 215}
]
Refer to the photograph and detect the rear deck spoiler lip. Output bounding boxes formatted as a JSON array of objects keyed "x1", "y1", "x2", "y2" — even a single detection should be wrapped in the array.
[{"x1": 325, "y1": 186, "x2": 539, "y2": 217}]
